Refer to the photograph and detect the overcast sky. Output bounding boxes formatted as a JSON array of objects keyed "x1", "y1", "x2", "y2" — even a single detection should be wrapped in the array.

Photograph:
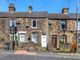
[{"x1": 0, "y1": 0, "x2": 80, "y2": 13}]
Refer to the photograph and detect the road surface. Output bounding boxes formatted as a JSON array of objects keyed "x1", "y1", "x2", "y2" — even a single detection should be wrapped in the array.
[{"x1": 0, "y1": 54, "x2": 80, "y2": 60}]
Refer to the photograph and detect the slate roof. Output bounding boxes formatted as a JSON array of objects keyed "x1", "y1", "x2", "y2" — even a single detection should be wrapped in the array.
[
  {"x1": 0, "y1": 12, "x2": 80, "y2": 19},
  {"x1": 0, "y1": 12, "x2": 48, "y2": 18},
  {"x1": 49, "y1": 13, "x2": 80, "y2": 19}
]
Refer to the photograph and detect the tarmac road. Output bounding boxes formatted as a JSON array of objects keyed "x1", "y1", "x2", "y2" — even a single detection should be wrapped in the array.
[{"x1": 0, "y1": 54, "x2": 80, "y2": 60}]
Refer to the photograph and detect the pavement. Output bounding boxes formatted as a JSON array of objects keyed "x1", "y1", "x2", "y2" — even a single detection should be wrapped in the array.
[
  {"x1": 36, "y1": 52, "x2": 80, "y2": 59},
  {"x1": 0, "y1": 50, "x2": 80, "y2": 59},
  {"x1": 0, "y1": 50, "x2": 14, "y2": 55},
  {"x1": 15, "y1": 50, "x2": 36, "y2": 55}
]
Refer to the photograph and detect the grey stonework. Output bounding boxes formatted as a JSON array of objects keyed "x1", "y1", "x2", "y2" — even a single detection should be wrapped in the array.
[{"x1": 0, "y1": 5, "x2": 79, "y2": 51}]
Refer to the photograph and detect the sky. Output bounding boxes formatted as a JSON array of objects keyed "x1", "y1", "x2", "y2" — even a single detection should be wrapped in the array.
[{"x1": 0, "y1": 0, "x2": 80, "y2": 13}]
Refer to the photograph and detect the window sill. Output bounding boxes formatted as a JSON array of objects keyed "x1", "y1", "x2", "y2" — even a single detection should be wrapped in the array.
[{"x1": 31, "y1": 27, "x2": 38, "y2": 29}]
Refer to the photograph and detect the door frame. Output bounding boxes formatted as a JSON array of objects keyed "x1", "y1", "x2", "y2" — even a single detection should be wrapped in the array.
[
  {"x1": 41, "y1": 34, "x2": 47, "y2": 47},
  {"x1": 52, "y1": 35, "x2": 57, "y2": 48}
]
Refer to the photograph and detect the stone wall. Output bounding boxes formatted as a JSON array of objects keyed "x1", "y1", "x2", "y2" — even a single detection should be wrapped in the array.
[
  {"x1": 0, "y1": 17, "x2": 77, "y2": 50},
  {"x1": 0, "y1": 18, "x2": 10, "y2": 42},
  {"x1": 16, "y1": 18, "x2": 48, "y2": 45},
  {"x1": 48, "y1": 19, "x2": 77, "y2": 49}
]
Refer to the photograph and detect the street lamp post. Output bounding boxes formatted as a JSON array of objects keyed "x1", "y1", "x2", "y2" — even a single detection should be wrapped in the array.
[{"x1": 76, "y1": 0, "x2": 78, "y2": 52}]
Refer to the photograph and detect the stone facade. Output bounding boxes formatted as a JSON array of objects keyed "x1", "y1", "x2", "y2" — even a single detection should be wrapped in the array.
[
  {"x1": 16, "y1": 18, "x2": 48, "y2": 45},
  {"x1": 0, "y1": 4, "x2": 79, "y2": 51},
  {"x1": 48, "y1": 19, "x2": 77, "y2": 49}
]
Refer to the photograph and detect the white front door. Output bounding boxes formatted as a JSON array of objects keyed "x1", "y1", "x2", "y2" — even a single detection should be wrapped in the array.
[
  {"x1": 20, "y1": 34, "x2": 25, "y2": 43},
  {"x1": 41, "y1": 34, "x2": 47, "y2": 47}
]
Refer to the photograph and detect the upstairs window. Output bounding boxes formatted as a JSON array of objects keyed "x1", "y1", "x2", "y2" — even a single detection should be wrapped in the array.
[
  {"x1": 61, "y1": 20, "x2": 67, "y2": 30},
  {"x1": 78, "y1": 20, "x2": 80, "y2": 30},
  {"x1": 31, "y1": 19, "x2": 37, "y2": 28},
  {"x1": 48, "y1": 20, "x2": 52, "y2": 28},
  {"x1": 10, "y1": 20, "x2": 16, "y2": 27}
]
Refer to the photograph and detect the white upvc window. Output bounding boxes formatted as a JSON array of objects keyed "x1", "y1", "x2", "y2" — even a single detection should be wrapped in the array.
[
  {"x1": 10, "y1": 20, "x2": 16, "y2": 27},
  {"x1": 18, "y1": 31, "x2": 26, "y2": 43},
  {"x1": 31, "y1": 19, "x2": 37, "y2": 28},
  {"x1": 19, "y1": 34, "x2": 25, "y2": 43},
  {"x1": 78, "y1": 20, "x2": 80, "y2": 30},
  {"x1": 31, "y1": 33, "x2": 37, "y2": 43}
]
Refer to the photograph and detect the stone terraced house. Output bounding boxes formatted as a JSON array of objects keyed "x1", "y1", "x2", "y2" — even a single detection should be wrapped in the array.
[{"x1": 0, "y1": 3, "x2": 80, "y2": 51}]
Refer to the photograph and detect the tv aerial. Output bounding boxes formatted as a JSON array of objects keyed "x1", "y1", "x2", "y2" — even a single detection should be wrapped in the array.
[{"x1": 6, "y1": 0, "x2": 16, "y2": 4}]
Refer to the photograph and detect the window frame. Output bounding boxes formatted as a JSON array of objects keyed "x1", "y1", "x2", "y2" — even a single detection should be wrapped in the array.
[
  {"x1": 10, "y1": 19, "x2": 16, "y2": 27},
  {"x1": 61, "y1": 35, "x2": 67, "y2": 43},
  {"x1": 31, "y1": 19, "x2": 37, "y2": 28},
  {"x1": 78, "y1": 19, "x2": 80, "y2": 30},
  {"x1": 78, "y1": 33, "x2": 80, "y2": 43},
  {"x1": 31, "y1": 32, "x2": 37, "y2": 43},
  {"x1": 60, "y1": 20, "x2": 67, "y2": 30}
]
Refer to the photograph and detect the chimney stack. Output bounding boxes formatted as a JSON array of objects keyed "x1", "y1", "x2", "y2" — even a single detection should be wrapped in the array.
[
  {"x1": 62, "y1": 8, "x2": 69, "y2": 14},
  {"x1": 28, "y1": 6, "x2": 33, "y2": 13},
  {"x1": 9, "y1": 3, "x2": 15, "y2": 13}
]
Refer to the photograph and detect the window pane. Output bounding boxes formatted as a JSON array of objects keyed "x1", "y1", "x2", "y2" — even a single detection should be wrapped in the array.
[
  {"x1": 10, "y1": 20, "x2": 16, "y2": 27},
  {"x1": 61, "y1": 35, "x2": 67, "y2": 43},
  {"x1": 78, "y1": 33, "x2": 80, "y2": 43},
  {"x1": 10, "y1": 20, "x2": 12, "y2": 26},
  {"x1": 31, "y1": 33, "x2": 37, "y2": 43},
  {"x1": 78, "y1": 20, "x2": 80, "y2": 30},
  {"x1": 33, "y1": 20, "x2": 36, "y2": 27},
  {"x1": 61, "y1": 20, "x2": 66, "y2": 30}
]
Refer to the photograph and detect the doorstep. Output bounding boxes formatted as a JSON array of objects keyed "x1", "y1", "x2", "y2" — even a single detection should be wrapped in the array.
[{"x1": 15, "y1": 49, "x2": 36, "y2": 55}]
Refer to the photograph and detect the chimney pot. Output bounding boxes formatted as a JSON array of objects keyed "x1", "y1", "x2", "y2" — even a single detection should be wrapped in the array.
[
  {"x1": 62, "y1": 8, "x2": 69, "y2": 14},
  {"x1": 9, "y1": 3, "x2": 15, "y2": 13},
  {"x1": 28, "y1": 5, "x2": 33, "y2": 13}
]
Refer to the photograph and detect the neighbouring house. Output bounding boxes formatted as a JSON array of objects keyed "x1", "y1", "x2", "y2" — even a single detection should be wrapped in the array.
[
  {"x1": 48, "y1": 8, "x2": 77, "y2": 51},
  {"x1": 0, "y1": 3, "x2": 80, "y2": 51}
]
